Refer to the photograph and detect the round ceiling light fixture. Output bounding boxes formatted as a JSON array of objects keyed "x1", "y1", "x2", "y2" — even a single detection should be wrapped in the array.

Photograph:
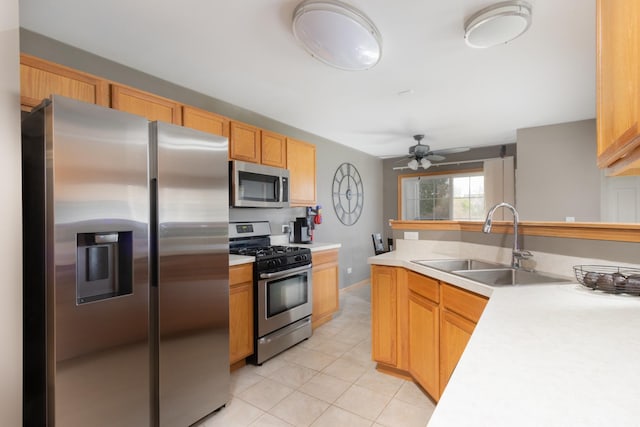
[
  {"x1": 292, "y1": 0, "x2": 382, "y2": 71},
  {"x1": 464, "y1": 1, "x2": 532, "y2": 48}
]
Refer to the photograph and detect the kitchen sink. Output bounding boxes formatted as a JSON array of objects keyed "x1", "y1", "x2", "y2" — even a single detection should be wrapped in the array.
[
  {"x1": 453, "y1": 268, "x2": 571, "y2": 286},
  {"x1": 412, "y1": 259, "x2": 506, "y2": 272}
]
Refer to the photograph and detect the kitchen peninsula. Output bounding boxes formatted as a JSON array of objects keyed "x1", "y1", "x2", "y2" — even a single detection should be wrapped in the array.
[{"x1": 369, "y1": 238, "x2": 640, "y2": 427}]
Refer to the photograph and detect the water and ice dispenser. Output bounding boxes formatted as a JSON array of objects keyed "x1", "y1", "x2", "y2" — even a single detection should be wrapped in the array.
[{"x1": 76, "y1": 231, "x2": 133, "y2": 304}]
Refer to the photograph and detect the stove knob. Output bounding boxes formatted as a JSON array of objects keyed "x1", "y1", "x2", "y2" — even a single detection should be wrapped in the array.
[
  {"x1": 268, "y1": 260, "x2": 276, "y2": 269},
  {"x1": 276, "y1": 259, "x2": 282, "y2": 266}
]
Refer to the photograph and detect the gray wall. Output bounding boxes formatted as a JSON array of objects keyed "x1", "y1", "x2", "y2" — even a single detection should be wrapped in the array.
[
  {"x1": 21, "y1": 29, "x2": 383, "y2": 288},
  {"x1": 1, "y1": 2, "x2": 23, "y2": 425},
  {"x1": 517, "y1": 119, "x2": 600, "y2": 221},
  {"x1": 382, "y1": 144, "x2": 517, "y2": 240}
]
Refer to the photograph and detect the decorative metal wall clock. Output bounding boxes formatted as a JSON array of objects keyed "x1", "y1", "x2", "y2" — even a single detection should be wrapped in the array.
[{"x1": 332, "y1": 162, "x2": 364, "y2": 226}]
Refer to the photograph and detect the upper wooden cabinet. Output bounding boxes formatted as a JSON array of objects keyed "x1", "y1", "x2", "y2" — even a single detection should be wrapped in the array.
[
  {"x1": 261, "y1": 130, "x2": 287, "y2": 168},
  {"x1": 287, "y1": 138, "x2": 317, "y2": 206},
  {"x1": 596, "y1": 0, "x2": 640, "y2": 175},
  {"x1": 111, "y1": 84, "x2": 182, "y2": 125},
  {"x1": 229, "y1": 121, "x2": 261, "y2": 163},
  {"x1": 20, "y1": 54, "x2": 109, "y2": 111},
  {"x1": 182, "y1": 106, "x2": 229, "y2": 137}
]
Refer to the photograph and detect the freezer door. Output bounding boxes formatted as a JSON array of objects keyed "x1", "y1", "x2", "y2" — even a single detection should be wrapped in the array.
[
  {"x1": 22, "y1": 95, "x2": 151, "y2": 426},
  {"x1": 152, "y1": 121, "x2": 230, "y2": 426}
]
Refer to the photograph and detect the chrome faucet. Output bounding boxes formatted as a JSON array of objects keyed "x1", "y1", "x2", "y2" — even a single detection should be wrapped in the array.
[{"x1": 483, "y1": 202, "x2": 532, "y2": 269}]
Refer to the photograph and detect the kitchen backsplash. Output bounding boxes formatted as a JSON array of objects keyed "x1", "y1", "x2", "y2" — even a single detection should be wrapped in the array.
[{"x1": 229, "y1": 206, "x2": 307, "y2": 237}]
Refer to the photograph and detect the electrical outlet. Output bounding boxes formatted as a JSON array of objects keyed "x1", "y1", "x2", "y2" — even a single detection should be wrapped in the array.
[
  {"x1": 282, "y1": 224, "x2": 290, "y2": 233},
  {"x1": 404, "y1": 231, "x2": 419, "y2": 240},
  {"x1": 347, "y1": 267, "x2": 352, "y2": 274}
]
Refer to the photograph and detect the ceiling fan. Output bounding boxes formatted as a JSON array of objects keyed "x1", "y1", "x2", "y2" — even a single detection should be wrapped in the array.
[{"x1": 398, "y1": 134, "x2": 470, "y2": 170}]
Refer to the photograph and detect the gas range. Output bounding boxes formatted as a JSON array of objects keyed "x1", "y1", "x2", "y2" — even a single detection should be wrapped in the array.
[
  {"x1": 229, "y1": 222, "x2": 312, "y2": 273},
  {"x1": 229, "y1": 221, "x2": 314, "y2": 364},
  {"x1": 231, "y1": 245, "x2": 311, "y2": 273}
]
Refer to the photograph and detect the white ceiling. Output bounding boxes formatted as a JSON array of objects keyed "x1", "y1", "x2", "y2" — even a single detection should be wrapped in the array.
[{"x1": 19, "y1": 0, "x2": 595, "y2": 159}]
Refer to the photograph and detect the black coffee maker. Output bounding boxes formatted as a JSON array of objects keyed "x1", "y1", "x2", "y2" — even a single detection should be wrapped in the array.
[{"x1": 293, "y1": 216, "x2": 312, "y2": 243}]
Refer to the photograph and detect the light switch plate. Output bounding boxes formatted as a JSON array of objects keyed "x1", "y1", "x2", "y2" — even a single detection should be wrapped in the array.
[{"x1": 404, "y1": 231, "x2": 419, "y2": 240}]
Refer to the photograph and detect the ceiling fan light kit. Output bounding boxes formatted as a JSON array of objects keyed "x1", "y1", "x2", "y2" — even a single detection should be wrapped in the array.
[
  {"x1": 396, "y1": 134, "x2": 471, "y2": 170},
  {"x1": 464, "y1": 1, "x2": 532, "y2": 48},
  {"x1": 292, "y1": 0, "x2": 383, "y2": 71}
]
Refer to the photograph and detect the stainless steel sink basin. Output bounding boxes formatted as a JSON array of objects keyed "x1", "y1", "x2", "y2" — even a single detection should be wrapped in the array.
[
  {"x1": 412, "y1": 259, "x2": 506, "y2": 272},
  {"x1": 453, "y1": 268, "x2": 571, "y2": 286}
]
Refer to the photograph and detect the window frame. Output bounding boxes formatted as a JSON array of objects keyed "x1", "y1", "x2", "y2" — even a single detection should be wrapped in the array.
[{"x1": 397, "y1": 168, "x2": 484, "y2": 221}]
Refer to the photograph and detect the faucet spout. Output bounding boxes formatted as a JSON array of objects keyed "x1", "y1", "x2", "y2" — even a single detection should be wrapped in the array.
[{"x1": 482, "y1": 202, "x2": 532, "y2": 269}]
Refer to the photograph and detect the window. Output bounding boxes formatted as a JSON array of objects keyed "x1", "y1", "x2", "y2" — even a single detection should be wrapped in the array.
[{"x1": 400, "y1": 171, "x2": 485, "y2": 220}]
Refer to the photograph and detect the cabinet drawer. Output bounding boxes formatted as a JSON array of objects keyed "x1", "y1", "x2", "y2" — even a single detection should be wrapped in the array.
[
  {"x1": 229, "y1": 264, "x2": 253, "y2": 286},
  {"x1": 441, "y1": 283, "x2": 487, "y2": 323},
  {"x1": 407, "y1": 270, "x2": 439, "y2": 303},
  {"x1": 312, "y1": 249, "x2": 338, "y2": 266}
]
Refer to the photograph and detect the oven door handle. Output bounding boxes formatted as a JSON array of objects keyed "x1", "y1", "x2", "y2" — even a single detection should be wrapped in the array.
[{"x1": 259, "y1": 264, "x2": 311, "y2": 279}]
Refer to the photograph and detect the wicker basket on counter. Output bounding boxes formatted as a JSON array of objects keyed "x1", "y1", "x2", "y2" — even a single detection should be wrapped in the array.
[{"x1": 574, "y1": 265, "x2": 640, "y2": 296}]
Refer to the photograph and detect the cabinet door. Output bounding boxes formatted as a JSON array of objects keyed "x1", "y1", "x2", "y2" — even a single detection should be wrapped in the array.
[
  {"x1": 111, "y1": 84, "x2": 181, "y2": 124},
  {"x1": 439, "y1": 310, "x2": 476, "y2": 396},
  {"x1": 229, "y1": 282, "x2": 254, "y2": 365},
  {"x1": 229, "y1": 121, "x2": 261, "y2": 163},
  {"x1": 229, "y1": 264, "x2": 254, "y2": 365},
  {"x1": 311, "y1": 250, "x2": 339, "y2": 328},
  {"x1": 441, "y1": 283, "x2": 487, "y2": 324},
  {"x1": 371, "y1": 265, "x2": 397, "y2": 366},
  {"x1": 596, "y1": 0, "x2": 640, "y2": 175},
  {"x1": 183, "y1": 106, "x2": 229, "y2": 137},
  {"x1": 408, "y1": 291, "x2": 439, "y2": 400},
  {"x1": 20, "y1": 54, "x2": 108, "y2": 111},
  {"x1": 286, "y1": 138, "x2": 317, "y2": 206},
  {"x1": 261, "y1": 130, "x2": 287, "y2": 168}
]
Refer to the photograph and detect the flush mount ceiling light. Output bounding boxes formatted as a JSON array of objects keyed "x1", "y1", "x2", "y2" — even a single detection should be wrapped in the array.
[
  {"x1": 292, "y1": 0, "x2": 382, "y2": 71},
  {"x1": 464, "y1": 1, "x2": 532, "y2": 48}
]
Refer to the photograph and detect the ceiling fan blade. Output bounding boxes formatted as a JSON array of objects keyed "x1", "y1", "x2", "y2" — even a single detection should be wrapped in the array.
[
  {"x1": 393, "y1": 155, "x2": 414, "y2": 164},
  {"x1": 425, "y1": 154, "x2": 446, "y2": 162},
  {"x1": 431, "y1": 147, "x2": 471, "y2": 155}
]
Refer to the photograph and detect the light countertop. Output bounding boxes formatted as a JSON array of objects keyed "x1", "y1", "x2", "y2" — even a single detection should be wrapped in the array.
[
  {"x1": 285, "y1": 242, "x2": 341, "y2": 252},
  {"x1": 368, "y1": 240, "x2": 640, "y2": 427},
  {"x1": 229, "y1": 254, "x2": 254, "y2": 266}
]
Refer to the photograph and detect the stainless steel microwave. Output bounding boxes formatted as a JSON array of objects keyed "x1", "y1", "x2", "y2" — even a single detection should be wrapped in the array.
[{"x1": 229, "y1": 160, "x2": 290, "y2": 208}]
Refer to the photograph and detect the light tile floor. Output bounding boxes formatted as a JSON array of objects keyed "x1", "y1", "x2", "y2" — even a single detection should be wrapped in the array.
[{"x1": 199, "y1": 283, "x2": 436, "y2": 427}]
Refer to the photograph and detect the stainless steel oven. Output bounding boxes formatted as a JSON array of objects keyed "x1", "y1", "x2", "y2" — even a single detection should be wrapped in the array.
[{"x1": 258, "y1": 264, "x2": 312, "y2": 336}]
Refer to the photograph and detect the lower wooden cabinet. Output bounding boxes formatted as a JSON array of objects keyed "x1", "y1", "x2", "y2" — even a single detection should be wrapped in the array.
[
  {"x1": 229, "y1": 264, "x2": 254, "y2": 366},
  {"x1": 312, "y1": 249, "x2": 340, "y2": 329},
  {"x1": 439, "y1": 310, "x2": 476, "y2": 396},
  {"x1": 370, "y1": 266, "x2": 488, "y2": 401},
  {"x1": 408, "y1": 272, "x2": 440, "y2": 399},
  {"x1": 371, "y1": 265, "x2": 398, "y2": 366},
  {"x1": 439, "y1": 283, "x2": 488, "y2": 395}
]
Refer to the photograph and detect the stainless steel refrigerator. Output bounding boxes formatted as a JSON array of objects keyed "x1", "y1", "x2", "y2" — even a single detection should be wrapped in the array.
[{"x1": 22, "y1": 95, "x2": 230, "y2": 426}]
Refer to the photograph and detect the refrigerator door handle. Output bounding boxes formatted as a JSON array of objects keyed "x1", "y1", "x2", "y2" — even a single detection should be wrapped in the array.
[{"x1": 150, "y1": 177, "x2": 159, "y2": 288}]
